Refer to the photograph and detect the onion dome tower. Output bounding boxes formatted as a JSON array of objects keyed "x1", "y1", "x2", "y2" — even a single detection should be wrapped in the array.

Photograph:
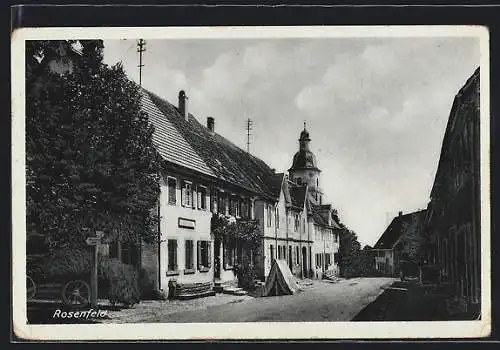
[{"x1": 288, "y1": 122, "x2": 323, "y2": 205}]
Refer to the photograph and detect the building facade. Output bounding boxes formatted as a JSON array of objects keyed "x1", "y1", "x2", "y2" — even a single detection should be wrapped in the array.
[
  {"x1": 424, "y1": 68, "x2": 481, "y2": 313},
  {"x1": 372, "y1": 210, "x2": 427, "y2": 277},
  {"x1": 137, "y1": 89, "x2": 341, "y2": 293}
]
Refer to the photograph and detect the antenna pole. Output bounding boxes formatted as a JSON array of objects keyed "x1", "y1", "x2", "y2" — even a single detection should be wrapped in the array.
[
  {"x1": 137, "y1": 39, "x2": 146, "y2": 86},
  {"x1": 246, "y1": 118, "x2": 253, "y2": 154}
]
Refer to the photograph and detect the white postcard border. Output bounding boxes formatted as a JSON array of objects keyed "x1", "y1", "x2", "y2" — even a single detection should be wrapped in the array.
[{"x1": 11, "y1": 25, "x2": 491, "y2": 340}]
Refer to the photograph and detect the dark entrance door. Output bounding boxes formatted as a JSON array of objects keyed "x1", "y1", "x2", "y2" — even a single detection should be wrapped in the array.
[
  {"x1": 214, "y1": 238, "x2": 221, "y2": 279},
  {"x1": 302, "y1": 247, "x2": 307, "y2": 278}
]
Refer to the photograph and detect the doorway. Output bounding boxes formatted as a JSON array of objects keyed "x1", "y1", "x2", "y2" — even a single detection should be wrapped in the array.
[
  {"x1": 302, "y1": 247, "x2": 307, "y2": 278},
  {"x1": 214, "y1": 238, "x2": 221, "y2": 279}
]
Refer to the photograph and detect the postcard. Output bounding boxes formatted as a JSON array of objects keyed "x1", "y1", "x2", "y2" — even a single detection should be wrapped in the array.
[{"x1": 11, "y1": 25, "x2": 491, "y2": 340}]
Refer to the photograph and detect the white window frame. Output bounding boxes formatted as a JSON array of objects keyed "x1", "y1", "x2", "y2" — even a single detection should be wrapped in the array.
[
  {"x1": 167, "y1": 176, "x2": 177, "y2": 206},
  {"x1": 182, "y1": 180, "x2": 193, "y2": 208},
  {"x1": 197, "y1": 185, "x2": 207, "y2": 210}
]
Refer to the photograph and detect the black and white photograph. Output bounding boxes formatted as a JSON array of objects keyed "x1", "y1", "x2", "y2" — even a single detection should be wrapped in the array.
[{"x1": 12, "y1": 25, "x2": 490, "y2": 340}]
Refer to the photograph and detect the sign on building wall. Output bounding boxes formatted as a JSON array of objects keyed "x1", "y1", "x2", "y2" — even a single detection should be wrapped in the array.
[{"x1": 178, "y1": 218, "x2": 196, "y2": 229}]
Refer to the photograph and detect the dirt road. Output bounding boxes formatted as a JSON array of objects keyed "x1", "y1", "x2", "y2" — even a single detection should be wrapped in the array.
[{"x1": 145, "y1": 277, "x2": 395, "y2": 323}]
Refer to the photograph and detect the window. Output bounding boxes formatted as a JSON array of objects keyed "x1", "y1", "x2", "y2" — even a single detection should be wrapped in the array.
[
  {"x1": 185, "y1": 240, "x2": 194, "y2": 271},
  {"x1": 210, "y1": 189, "x2": 218, "y2": 213},
  {"x1": 114, "y1": 241, "x2": 139, "y2": 266},
  {"x1": 270, "y1": 244, "x2": 274, "y2": 262},
  {"x1": 197, "y1": 186, "x2": 207, "y2": 210},
  {"x1": 217, "y1": 191, "x2": 225, "y2": 214},
  {"x1": 182, "y1": 181, "x2": 192, "y2": 207},
  {"x1": 278, "y1": 245, "x2": 282, "y2": 259},
  {"x1": 228, "y1": 196, "x2": 234, "y2": 216},
  {"x1": 266, "y1": 204, "x2": 272, "y2": 227},
  {"x1": 197, "y1": 240, "x2": 211, "y2": 271},
  {"x1": 294, "y1": 214, "x2": 300, "y2": 232},
  {"x1": 276, "y1": 208, "x2": 280, "y2": 228},
  {"x1": 229, "y1": 196, "x2": 239, "y2": 217},
  {"x1": 297, "y1": 177, "x2": 302, "y2": 185},
  {"x1": 224, "y1": 239, "x2": 235, "y2": 269},
  {"x1": 296, "y1": 246, "x2": 299, "y2": 264},
  {"x1": 334, "y1": 233, "x2": 338, "y2": 243},
  {"x1": 168, "y1": 178, "x2": 176, "y2": 205},
  {"x1": 325, "y1": 253, "x2": 331, "y2": 267},
  {"x1": 167, "y1": 239, "x2": 178, "y2": 273},
  {"x1": 241, "y1": 199, "x2": 249, "y2": 219}
]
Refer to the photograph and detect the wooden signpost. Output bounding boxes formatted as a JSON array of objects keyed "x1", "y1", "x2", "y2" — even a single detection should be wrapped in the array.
[{"x1": 86, "y1": 230, "x2": 104, "y2": 308}]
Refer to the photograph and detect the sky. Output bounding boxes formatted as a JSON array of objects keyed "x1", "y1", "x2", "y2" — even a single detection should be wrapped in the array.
[{"x1": 102, "y1": 36, "x2": 479, "y2": 247}]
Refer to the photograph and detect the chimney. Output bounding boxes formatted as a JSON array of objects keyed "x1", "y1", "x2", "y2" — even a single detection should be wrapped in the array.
[
  {"x1": 178, "y1": 90, "x2": 188, "y2": 121},
  {"x1": 398, "y1": 211, "x2": 403, "y2": 217},
  {"x1": 207, "y1": 117, "x2": 215, "y2": 133}
]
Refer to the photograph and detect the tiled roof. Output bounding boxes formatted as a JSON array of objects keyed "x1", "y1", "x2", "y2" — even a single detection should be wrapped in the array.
[
  {"x1": 312, "y1": 212, "x2": 328, "y2": 226},
  {"x1": 265, "y1": 173, "x2": 285, "y2": 200},
  {"x1": 143, "y1": 89, "x2": 275, "y2": 194},
  {"x1": 310, "y1": 203, "x2": 342, "y2": 229},
  {"x1": 373, "y1": 210, "x2": 427, "y2": 249},
  {"x1": 141, "y1": 91, "x2": 215, "y2": 177}
]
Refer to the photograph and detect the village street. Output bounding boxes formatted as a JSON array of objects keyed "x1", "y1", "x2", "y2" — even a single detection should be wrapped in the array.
[{"x1": 100, "y1": 277, "x2": 395, "y2": 323}]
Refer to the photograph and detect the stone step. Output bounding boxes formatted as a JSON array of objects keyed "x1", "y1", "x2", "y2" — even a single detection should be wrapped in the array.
[
  {"x1": 222, "y1": 287, "x2": 245, "y2": 295},
  {"x1": 177, "y1": 290, "x2": 216, "y2": 300}
]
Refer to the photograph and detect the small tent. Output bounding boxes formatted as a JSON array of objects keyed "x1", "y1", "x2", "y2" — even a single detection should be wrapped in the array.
[{"x1": 262, "y1": 259, "x2": 302, "y2": 296}]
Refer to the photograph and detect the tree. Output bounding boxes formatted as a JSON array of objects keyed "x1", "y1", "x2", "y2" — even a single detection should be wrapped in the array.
[
  {"x1": 337, "y1": 224, "x2": 376, "y2": 278},
  {"x1": 396, "y1": 213, "x2": 427, "y2": 264},
  {"x1": 26, "y1": 40, "x2": 161, "y2": 250}
]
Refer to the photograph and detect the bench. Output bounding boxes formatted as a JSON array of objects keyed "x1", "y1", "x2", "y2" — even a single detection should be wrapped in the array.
[{"x1": 167, "y1": 280, "x2": 215, "y2": 300}]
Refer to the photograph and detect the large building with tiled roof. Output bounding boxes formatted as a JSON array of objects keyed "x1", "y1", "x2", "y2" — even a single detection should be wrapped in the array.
[{"x1": 138, "y1": 88, "x2": 341, "y2": 295}]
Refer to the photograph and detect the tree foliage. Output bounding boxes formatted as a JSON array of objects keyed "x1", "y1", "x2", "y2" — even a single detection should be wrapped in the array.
[
  {"x1": 26, "y1": 40, "x2": 161, "y2": 250},
  {"x1": 396, "y1": 213, "x2": 427, "y2": 264},
  {"x1": 210, "y1": 214, "x2": 261, "y2": 251},
  {"x1": 337, "y1": 223, "x2": 375, "y2": 278}
]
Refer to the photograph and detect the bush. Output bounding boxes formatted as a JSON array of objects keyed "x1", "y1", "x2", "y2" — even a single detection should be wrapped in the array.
[
  {"x1": 101, "y1": 259, "x2": 140, "y2": 307},
  {"x1": 234, "y1": 263, "x2": 256, "y2": 291}
]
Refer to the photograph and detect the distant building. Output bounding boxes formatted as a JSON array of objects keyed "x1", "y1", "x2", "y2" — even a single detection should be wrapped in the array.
[
  {"x1": 424, "y1": 67, "x2": 480, "y2": 313},
  {"x1": 372, "y1": 210, "x2": 427, "y2": 276}
]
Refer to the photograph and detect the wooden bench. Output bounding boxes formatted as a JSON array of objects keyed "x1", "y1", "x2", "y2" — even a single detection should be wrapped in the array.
[{"x1": 167, "y1": 280, "x2": 215, "y2": 300}]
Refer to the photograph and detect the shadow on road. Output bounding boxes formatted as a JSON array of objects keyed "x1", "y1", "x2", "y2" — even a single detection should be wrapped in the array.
[{"x1": 352, "y1": 281, "x2": 480, "y2": 321}]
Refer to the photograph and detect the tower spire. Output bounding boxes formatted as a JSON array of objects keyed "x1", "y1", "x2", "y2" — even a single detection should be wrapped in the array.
[{"x1": 304, "y1": 121, "x2": 306, "y2": 131}]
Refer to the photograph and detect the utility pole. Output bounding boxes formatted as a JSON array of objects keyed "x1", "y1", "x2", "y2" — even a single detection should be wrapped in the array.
[
  {"x1": 137, "y1": 39, "x2": 146, "y2": 86},
  {"x1": 246, "y1": 118, "x2": 253, "y2": 154}
]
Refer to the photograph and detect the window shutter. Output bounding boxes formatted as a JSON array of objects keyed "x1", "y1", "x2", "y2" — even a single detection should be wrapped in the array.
[
  {"x1": 173, "y1": 240, "x2": 178, "y2": 271},
  {"x1": 197, "y1": 241, "x2": 201, "y2": 269},
  {"x1": 207, "y1": 242, "x2": 212, "y2": 268},
  {"x1": 192, "y1": 188, "x2": 197, "y2": 209},
  {"x1": 181, "y1": 186, "x2": 186, "y2": 206}
]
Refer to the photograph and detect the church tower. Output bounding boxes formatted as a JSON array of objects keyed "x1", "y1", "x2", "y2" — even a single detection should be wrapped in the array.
[{"x1": 288, "y1": 123, "x2": 323, "y2": 205}]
